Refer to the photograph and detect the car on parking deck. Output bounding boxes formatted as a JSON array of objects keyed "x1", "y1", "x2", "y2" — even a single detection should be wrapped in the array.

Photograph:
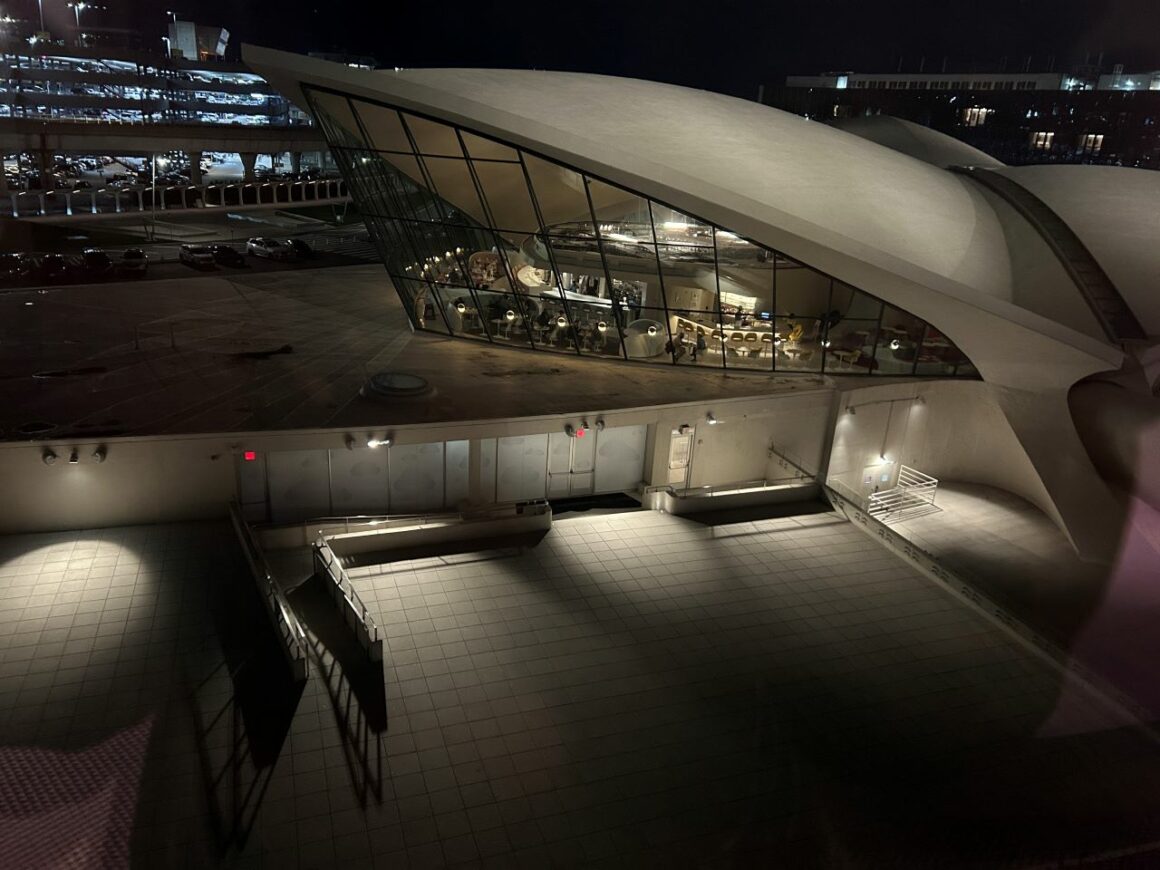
[
  {"x1": 284, "y1": 238, "x2": 314, "y2": 259},
  {"x1": 117, "y1": 248, "x2": 148, "y2": 276},
  {"x1": 0, "y1": 253, "x2": 33, "y2": 283},
  {"x1": 210, "y1": 245, "x2": 246, "y2": 267},
  {"x1": 246, "y1": 237, "x2": 292, "y2": 260},
  {"x1": 81, "y1": 248, "x2": 113, "y2": 278},
  {"x1": 38, "y1": 253, "x2": 70, "y2": 283},
  {"x1": 178, "y1": 244, "x2": 215, "y2": 268}
]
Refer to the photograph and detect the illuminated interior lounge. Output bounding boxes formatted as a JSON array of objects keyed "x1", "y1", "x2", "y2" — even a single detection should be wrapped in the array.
[{"x1": 305, "y1": 88, "x2": 976, "y2": 377}]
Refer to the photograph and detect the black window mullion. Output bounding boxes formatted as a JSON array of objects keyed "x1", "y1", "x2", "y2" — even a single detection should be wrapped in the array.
[
  {"x1": 583, "y1": 178, "x2": 628, "y2": 360},
  {"x1": 453, "y1": 128, "x2": 537, "y2": 349},
  {"x1": 520, "y1": 151, "x2": 590, "y2": 355},
  {"x1": 710, "y1": 228, "x2": 729, "y2": 371},
  {"x1": 646, "y1": 200, "x2": 680, "y2": 366},
  {"x1": 912, "y1": 323, "x2": 928, "y2": 376},
  {"x1": 346, "y1": 102, "x2": 456, "y2": 336},
  {"x1": 820, "y1": 278, "x2": 834, "y2": 373},
  {"x1": 867, "y1": 299, "x2": 886, "y2": 377}
]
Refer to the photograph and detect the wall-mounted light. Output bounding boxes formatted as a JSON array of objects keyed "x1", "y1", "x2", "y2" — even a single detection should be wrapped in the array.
[
  {"x1": 706, "y1": 413, "x2": 719, "y2": 425},
  {"x1": 42, "y1": 448, "x2": 57, "y2": 466},
  {"x1": 68, "y1": 448, "x2": 79, "y2": 465},
  {"x1": 914, "y1": 394, "x2": 926, "y2": 405},
  {"x1": 505, "y1": 309, "x2": 516, "y2": 321},
  {"x1": 647, "y1": 325, "x2": 658, "y2": 336},
  {"x1": 595, "y1": 419, "x2": 605, "y2": 431},
  {"x1": 556, "y1": 315, "x2": 567, "y2": 328},
  {"x1": 565, "y1": 423, "x2": 587, "y2": 439},
  {"x1": 847, "y1": 405, "x2": 856, "y2": 415},
  {"x1": 821, "y1": 339, "x2": 832, "y2": 348},
  {"x1": 344, "y1": 434, "x2": 356, "y2": 450},
  {"x1": 455, "y1": 302, "x2": 466, "y2": 314},
  {"x1": 366, "y1": 436, "x2": 392, "y2": 449},
  {"x1": 597, "y1": 321, "x2": 607, "y2": 333},
  {"x1": 92, "y1": 445, "x2": 106, "y2": 463},
  {"x1": 890, "y1": 339, "x2": 901, "y2": 350}
]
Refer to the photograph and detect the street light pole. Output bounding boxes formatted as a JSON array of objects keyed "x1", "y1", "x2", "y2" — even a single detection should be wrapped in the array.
[{"x1": 36, "y1": 0, "x2": 44, "y2": 32}]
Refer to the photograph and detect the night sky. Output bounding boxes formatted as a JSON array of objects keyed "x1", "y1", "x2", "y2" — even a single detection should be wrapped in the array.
[{"x1": 21, "y1": 0, "x2": 1160, "y2": 96}]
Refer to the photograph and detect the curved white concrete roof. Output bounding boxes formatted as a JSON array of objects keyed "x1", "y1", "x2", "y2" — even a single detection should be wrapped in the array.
[
  {"x1": 828, "y1": 116, "x2": 1005, "y2": 170},
  {"x1": 998, "y1": 165, "x2": 1160, "y2": 338},
  {"x1": 245, "y1": 46, "x2": 1123, "y2": 388}
]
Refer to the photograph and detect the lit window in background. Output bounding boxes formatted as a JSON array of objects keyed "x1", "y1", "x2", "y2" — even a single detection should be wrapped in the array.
[
  {"x1": 962, "y1": 107, "x2": 993, "y2": 127},
  {"x1": 1030, "y1": 131, "x2": 1055, "y2": 150}
]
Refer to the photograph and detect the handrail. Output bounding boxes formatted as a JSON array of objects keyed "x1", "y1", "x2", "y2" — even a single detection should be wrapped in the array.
[
  {"x1": 313, "y1": 535, "x2": 383, "y2": 662},
  {"x1": 767, "y1": 442, "x2": 818, "y2": 481},
  {"x1": 228, "y1": 501, "x2": 309, "y2": 681},
  {"x1": 868, "y1": 464, "x2": 939, "y2": 522}
]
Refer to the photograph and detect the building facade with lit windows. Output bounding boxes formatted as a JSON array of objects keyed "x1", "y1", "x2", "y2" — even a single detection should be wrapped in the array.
[{"x1": 768, "y1": 68, "x2": 1160, "y2": 169}]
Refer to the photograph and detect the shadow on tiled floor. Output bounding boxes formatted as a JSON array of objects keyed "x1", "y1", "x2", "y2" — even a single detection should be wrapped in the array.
[{"x1": 5, "y1": 513, "x2": 1160, "y2": 867}]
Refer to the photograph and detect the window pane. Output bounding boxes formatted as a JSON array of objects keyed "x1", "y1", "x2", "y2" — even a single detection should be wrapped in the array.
[
  {"x1": 774, "y1": 316, "x2": 823, "y2": 372},
  {"x1": 776, "y1": 260, "x2": 832, "y2": 319},
  {"x1": 523, "y1": 154, "x2": 594, "y2": 234},
  {"x1": 715, "y1": 231, "x2": 773, "y2": 328},
  {"x1": 352, "y1": 101, "x2": 412, "y2": 152},
  {"x1": 917, "y1": 326, "x2": 965, "y2": 376},
  {"x1": 831, "y1": 282, "x2": 883, "y2": 320},
  {"x1": 461, "y1": 130, "x2": 519, "y2": 161},
  {"x1": 305, "y1": 91, "x2": 364, "y2": 147},
  {"x1": 587, "y1": 178, "x2": 653, "y2": 226},
  {"x1": 623, "y1": 307, "x2": 670, "y2": 362},
  {"x1": 420, "y1": 156, "x2": 486, "y2": 226},
  {"x1": 402, "y1": 112, "x2": 466, "y2": 156},
  {"x1": 823, "y1": 318, "x2": 879, "y2": 374},
  {"x1": 472, "y1": 160, "x2": 540, "y2": 237},
  {"x1": 873, "y1": 305, "x2": 927, "y2": 375}
]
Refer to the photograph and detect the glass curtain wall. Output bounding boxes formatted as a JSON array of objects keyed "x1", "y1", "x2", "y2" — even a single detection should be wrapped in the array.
[{"x1": 304, "y1": 86, "x2": 978, "y2": 378}]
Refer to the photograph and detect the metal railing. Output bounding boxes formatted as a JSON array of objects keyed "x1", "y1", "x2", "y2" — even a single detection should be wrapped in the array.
[
  {"x1": 868, "y1": 465, "x2": 939, "y2": 522},
  {"x1": 228, "y1": 501, "x2": 309, "y2": 682},
  {"x1": 767, "y1": 442, "x2": 818, "y2": 482},
  {"x1": 313, "y1": 535, "x2": 383, "y2": 663}
]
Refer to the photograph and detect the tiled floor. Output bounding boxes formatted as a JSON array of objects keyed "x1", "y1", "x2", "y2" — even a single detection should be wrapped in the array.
[
  {"x1": 4, "y1": 510, "x2": 1160, "y2": 867},
  {"x1": 893, "y1": 482, "x2": 1160, "y2": 716}
]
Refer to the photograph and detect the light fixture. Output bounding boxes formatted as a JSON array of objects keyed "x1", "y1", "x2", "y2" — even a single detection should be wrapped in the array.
[
  {"x1": 565, "y1": 423, "x2": 587, "y2": 438},
  {"x1": 556, "y1": 315, "x2": 567, "y2": 327},
  {"x1": 455, "y1": 302, "x2": 466, "y2": 313},
  {"x1": 242, "y1": 450, "x2": 257, "y2": 462},
  {"x1": 706, "y1": 413, "x2": 718, "y2": 425},
  {"x1": 505, "y1": 309, "x2": 515, "y2": 321},
  {"x1": 847, "y1": 406, "x2": 856, "y2": 415},
  {"x1": 821, "y1": 339, "x2": 832, "y2": 348},
  {"x1": 68, "y1": 448, "x2": 79, "y2": 465},
  {"x1": 647, "y1": 325, "x2": 657, "y2": 336},
  {"x1": 597, "y1": 321, "x2": 607, "y2": 333},
  {"x1": 366, "y1": 436, "x2": 392, "y2": 448},
  {"x1": 42, "y1": 448, "x2": 57, "y2": 466},
  {"x1": 344, "y1": 435, "x2": 356, "y2": 450},
  {"x1": 92, "y1": 445, "x2": 105, "y2": 463},
  {"x1": 890, "y1": 339, "x2": 901, "y2": 350},
  {"x1": 595, "y1": 419, "x2": 605, "y2": 431},
  {"x1": 914, "y1": 394, "x2": 926, "y2": 405}
]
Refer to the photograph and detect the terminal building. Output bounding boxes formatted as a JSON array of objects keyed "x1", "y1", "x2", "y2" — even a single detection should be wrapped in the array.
[
  {"x1": 765, "y1": 65, "x2": 1160, "y2": 169},
  {"x1": 3, "y1": 47, "x2": 1160, "y2": 865}
]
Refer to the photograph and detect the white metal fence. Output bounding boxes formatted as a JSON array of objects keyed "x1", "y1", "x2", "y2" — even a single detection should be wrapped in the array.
[{"x1": 867, "y1": 465, "x2": 939, "y2": 522}]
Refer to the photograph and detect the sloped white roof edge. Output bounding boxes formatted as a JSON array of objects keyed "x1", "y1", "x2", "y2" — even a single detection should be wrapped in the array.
[{"x1": 244, "y1": 45, "x2": 1122, "y2": 388}]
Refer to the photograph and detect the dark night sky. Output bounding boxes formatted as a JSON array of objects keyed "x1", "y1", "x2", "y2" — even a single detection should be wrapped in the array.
[{"x1": 23, "y1": 0, "x2": 1160, "y2": 96}]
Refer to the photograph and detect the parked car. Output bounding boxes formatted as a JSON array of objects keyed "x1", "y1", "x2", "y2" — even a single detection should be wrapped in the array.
[
  {"x1": 209, "y1": 244, "x2": 246, "y2": 267},
  {"x1": 246, "y1": 237, "x2": 292, "y2": 260},
  {"x1": 284, "y1": 238, "x2": 314, "y2": 259},
  {"x1": 117, "y1": 248, "x2": 148, "y2": 276},
  {"x1": 178, "y1": 244, "x2": 215, "y2": 268},
  {"x1": 0, "y1": 252, "x2": 32, "y2": 283},
  {"x1": 80, "y1": 248, "x2": 113, "y2": 277},
  {"x1": 38, "y1": 253, "x2": 70, "y2": 283}
]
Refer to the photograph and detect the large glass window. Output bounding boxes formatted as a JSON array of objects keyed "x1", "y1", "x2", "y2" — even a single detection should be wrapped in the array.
[{"x1": 304, "y1": 85, "x2": 978, "y2": 379}]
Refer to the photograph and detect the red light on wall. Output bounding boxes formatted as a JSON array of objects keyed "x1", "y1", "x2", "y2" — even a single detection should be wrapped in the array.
[
  {"x1": 575, "y1": 428, "x2": 586, "y2": 438},
  {"x1": 243, "y1": 451, "x2": 257, "y2": 462}
]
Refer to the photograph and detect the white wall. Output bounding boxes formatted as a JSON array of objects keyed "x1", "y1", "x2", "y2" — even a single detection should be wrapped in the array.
[{"x1": 826, "y1": 380, "x2": 1059, "y2": 530}]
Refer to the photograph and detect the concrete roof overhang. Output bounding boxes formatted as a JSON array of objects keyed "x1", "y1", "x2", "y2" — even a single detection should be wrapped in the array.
[{"x1": 244, "y1": 45, "x2": 1124, "y2": 390}]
